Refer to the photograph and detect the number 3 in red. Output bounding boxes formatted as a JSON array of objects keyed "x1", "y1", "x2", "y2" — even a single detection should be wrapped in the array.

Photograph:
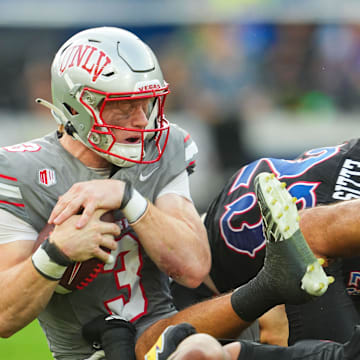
[{"x1": 103, "y1": 233, "x2": 148, "y2": 322}]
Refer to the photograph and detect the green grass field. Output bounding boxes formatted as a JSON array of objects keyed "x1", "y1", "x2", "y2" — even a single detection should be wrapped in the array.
[{"x1": 0, "y1": 320, "x2": 52, "y2": 359}]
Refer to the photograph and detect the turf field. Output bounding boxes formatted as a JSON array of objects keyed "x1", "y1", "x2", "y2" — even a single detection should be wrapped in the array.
[{"x1": 0, "y1": 320, "x2": 52, "y2": 359}]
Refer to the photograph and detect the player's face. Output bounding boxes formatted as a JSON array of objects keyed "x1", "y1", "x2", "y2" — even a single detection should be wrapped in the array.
[{"x1": 101, "y1": 98, "x2": 152, "y2": 144}]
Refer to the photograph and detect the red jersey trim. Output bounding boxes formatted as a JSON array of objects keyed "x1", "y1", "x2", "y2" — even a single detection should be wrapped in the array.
[
  {"x1": 0, "y1": 174, "x2": 17, "y2": 182},
  {"x1": 0, "y1": 200, "x2": 24, "y2": 208},
  {"x1": 184, "y1": 134, "x2": 191, "y2": 143}
]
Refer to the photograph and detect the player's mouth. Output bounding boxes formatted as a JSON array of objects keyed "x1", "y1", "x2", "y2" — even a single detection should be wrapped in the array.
[{"x1": 124, "y1": 135, "x2": 141, "y2": 144}]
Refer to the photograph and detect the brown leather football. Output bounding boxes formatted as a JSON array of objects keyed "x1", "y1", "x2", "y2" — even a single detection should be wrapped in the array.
[{"x1": 34, "y1": 211, "x2": 114, "y2": 294}]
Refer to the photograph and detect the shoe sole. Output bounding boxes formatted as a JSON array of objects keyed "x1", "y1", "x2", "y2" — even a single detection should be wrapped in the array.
[{"x1": 255, "y1": 172, "x2": 334, "y2": 297}]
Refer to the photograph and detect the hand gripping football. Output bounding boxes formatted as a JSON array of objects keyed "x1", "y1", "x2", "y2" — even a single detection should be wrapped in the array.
[{"x1": 34, "y1": 212, "x2": 114, "y2": 294}]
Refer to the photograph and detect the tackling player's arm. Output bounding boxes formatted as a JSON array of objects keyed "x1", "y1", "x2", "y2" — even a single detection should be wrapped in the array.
[
  {"x1": 203, "y1": 274, "x2": 288, "y2": 346},
  {"x1": 299, "y1": 198, "x2": 360, "y2": 259}
]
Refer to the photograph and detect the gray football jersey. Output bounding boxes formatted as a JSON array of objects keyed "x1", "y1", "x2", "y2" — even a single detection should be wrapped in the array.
[{"x1": 0, "y1": 123, "x2": 198, "y2": 359}]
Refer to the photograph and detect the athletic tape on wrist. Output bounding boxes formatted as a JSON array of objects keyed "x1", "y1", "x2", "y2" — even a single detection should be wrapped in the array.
[
  {"x1": 31, "y1": 237, "x2": 73, "y2": 281},
  {"x1": 120, "y1": 181, "x2": 149, "y2": 224},
  {"x1": 120, "y1": 181, "x2": 133, "y2": 210}
]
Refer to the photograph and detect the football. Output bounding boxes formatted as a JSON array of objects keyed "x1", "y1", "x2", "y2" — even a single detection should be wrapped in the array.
[{"x1": 34, "y1": 211, "x2": 114, "y2": 294}]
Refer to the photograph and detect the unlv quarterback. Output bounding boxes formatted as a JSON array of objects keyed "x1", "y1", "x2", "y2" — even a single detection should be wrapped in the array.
[{"x1": 0, "y1": 27, "x2": 210, "y2": 359}]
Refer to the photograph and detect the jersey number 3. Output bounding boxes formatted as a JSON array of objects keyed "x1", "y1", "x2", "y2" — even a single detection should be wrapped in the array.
[{"x1": 102, "y1": 233, "x2": 148, "y2": 322}]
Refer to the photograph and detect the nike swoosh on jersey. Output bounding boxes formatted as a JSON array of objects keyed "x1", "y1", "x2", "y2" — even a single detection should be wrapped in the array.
[{"x1": 139, "y1": 166, "x2": 160, "y2": 181}]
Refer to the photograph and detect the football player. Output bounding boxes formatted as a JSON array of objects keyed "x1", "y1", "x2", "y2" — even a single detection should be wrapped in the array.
[
  {"x1": 0, "y1": 26, "x2": 210, "y2": 360},
  {"x1": 171, "y1": 143, "x2": 360, "y2": 346}
]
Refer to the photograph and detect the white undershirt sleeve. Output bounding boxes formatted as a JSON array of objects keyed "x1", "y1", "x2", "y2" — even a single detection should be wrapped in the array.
[
  {"x1": 0, "y1": 209, "x2": 38, "y2": 244},
  {"x1": 156, "y1": 169, "x2": 192, "y2": 201}
]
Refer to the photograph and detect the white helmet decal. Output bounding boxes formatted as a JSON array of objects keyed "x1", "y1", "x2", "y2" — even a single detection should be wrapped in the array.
[{"x1": 135, "y1": 80, "x2": 162, "y2": 92}]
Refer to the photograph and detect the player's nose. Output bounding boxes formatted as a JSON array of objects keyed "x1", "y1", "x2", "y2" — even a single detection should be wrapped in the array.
[{"x1": 129, "y1": 105, "x2": 148, "y2": 128}]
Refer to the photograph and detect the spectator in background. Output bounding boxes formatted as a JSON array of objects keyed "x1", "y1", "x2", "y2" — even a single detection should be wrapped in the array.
[
  {"x1": 187, "y1": 24, "x2": 253, "y2": 178},
  {"x1": 309, "y1": 24, "x2": 360, "y2": 112}
]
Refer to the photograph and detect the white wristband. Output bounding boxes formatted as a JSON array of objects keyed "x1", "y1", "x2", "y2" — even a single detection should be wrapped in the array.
[
  {"x1": 122, "y1": 188, "x2": 149, "y2": 224},
  {"x1": 32, "y1": 246, "x2": 67, "y2": 281}
]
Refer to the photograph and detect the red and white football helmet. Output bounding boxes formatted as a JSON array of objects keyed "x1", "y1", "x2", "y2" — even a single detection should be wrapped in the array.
[{"x1": 43, "y1": 26, "x2": 170, "y2": 167}]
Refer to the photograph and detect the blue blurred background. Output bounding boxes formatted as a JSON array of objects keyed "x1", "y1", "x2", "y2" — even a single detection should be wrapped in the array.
[{"x1": 1, "y1": 0, "x2": 360, "y2": 212}]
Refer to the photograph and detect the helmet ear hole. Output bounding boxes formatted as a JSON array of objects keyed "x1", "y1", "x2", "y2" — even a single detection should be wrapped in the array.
[{"x1": 63, "y1": 103, "x2": 79, "y2": 116}]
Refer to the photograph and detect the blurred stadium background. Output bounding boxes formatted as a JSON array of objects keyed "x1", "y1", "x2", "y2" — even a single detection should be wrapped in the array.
[{"x1": 1, "y1": 0, "x2": 360, "y2": 358}]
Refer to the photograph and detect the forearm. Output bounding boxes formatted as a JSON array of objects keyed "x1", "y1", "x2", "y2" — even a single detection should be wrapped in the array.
[
  {"x1": 132, "y1": 201, "x2": 210, "y2": 288},
  {"x1": 299, "y1": 199, "x2": 360, "y2": 258},
  {"x1": 258, "y1": 305, "x2": 288, "y2": 346},
  {"x1": 0, "y1": 259, "x2": 57, "y2": 337}
]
